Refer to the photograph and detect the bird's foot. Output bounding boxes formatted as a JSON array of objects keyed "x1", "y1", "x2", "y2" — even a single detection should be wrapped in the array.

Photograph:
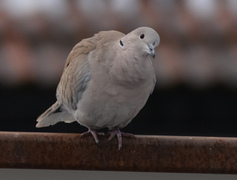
[
  {"x1": 80, "y1": 128, "x2": 105, "y2": 145},
  {"x1": 108, "y1": 127, "x2": 135, "y2": 150}
]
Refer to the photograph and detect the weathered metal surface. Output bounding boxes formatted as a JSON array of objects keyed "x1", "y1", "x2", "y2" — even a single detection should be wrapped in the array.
[{"x1": 0, "y1": 131, "x2": 237, "y2": 173}]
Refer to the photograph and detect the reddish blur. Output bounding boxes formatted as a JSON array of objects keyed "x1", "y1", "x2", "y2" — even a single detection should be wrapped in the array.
[{"x1": 0, "y1": 0, "x2": 237, "y2": 89}]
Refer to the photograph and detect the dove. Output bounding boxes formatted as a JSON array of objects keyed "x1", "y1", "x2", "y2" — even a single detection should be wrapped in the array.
[{"x1": 36, "y1": 27, "x2": 160, "y2": 150}]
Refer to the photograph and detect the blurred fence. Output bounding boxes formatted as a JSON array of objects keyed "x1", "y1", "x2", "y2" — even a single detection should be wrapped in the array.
[{"x1": 0, "y1": 0, "x2": 237, "y2": 88}]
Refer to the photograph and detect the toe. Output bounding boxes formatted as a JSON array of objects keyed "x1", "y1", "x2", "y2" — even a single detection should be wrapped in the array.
[
  {"x1": 80, "y1": 128, "x2": 103, "y2": 145},
  {"x1": 108, "y1": 127, "x2": 134, "y2": 150}
]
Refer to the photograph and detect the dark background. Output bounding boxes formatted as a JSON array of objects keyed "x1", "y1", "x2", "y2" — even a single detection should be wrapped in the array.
[
  {"x1": 1, "y1": 1, "x2": 237, "y2": 137},
  {"x1": 1, "y1": 84, "x2": 237, "y2": 137}
]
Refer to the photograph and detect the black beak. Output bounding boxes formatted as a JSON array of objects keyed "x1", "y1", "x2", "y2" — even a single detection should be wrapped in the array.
[{"x1": 149, "y1": 46, "x2": 156, "y2": 59}]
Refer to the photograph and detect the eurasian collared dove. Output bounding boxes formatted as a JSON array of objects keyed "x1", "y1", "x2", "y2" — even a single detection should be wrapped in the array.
[{"x1": 36, "y1": 27, "x2": 160, "y2": 150}]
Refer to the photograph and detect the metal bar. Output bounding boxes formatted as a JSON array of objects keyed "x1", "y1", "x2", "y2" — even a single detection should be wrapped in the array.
[{"x1": 0, "y1": 131, "x2": 237, "y2": 173}]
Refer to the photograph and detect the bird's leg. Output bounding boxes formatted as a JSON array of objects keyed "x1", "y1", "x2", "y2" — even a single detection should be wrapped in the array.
[
  {"x1": 80, "y1": 128, "x2": 105, "y2": 145},
  {"x1": 108, "y1": 127, "x2": 135, "y2": 150}
]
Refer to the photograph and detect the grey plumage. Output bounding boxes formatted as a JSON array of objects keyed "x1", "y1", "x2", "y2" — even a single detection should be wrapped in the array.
[{"x1": 36, "y1": 27, "x2": 160, "y2": 149}]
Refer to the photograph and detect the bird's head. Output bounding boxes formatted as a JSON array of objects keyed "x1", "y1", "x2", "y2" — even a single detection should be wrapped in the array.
[{"x1": 118, "y1": 27, "x2": 160, "y2": 59}]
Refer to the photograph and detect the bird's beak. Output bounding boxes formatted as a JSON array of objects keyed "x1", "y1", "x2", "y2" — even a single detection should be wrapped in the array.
[{"x1": 149, "y1": 46, "x2": 156, "y2": 59}]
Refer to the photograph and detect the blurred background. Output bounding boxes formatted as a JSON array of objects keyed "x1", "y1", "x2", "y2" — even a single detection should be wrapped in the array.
[{"x1": 1, "y1": 0, "x2": 237, "y2": 136}]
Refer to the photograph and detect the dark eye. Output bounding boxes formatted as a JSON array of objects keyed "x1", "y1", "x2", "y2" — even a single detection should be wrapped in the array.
[
  {"x1": 119, "y1": 40, "x2": 124, "y2": 46},
  {"x1": 140, "y1": 34, "x2": 145, "y2": 39}
]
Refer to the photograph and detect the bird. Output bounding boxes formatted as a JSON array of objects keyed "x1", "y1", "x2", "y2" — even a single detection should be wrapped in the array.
[{"x1": 36, "y1": 27, "x2": 160, "y2": 150}]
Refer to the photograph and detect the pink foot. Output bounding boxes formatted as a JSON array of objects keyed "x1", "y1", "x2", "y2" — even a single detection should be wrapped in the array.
[
  {"x1": 108, "y1": 127, "x2": 135, "y2": 150},
  {"x1": 80, "y1": 128, "x2": 105, "y2": 145}
]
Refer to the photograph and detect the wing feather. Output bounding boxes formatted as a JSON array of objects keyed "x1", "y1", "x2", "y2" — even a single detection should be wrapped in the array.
[{"x1": 56, "y1": 37, "x2": 96, "y2": 111}]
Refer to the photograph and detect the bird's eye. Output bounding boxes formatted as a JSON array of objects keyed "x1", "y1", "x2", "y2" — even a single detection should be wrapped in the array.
[
  {"x1": 140, "y1": 34, "x2": 145, "y2": 39},
  {"x1": 119, "y1": 40, "x2": 124, "y2": 46}
]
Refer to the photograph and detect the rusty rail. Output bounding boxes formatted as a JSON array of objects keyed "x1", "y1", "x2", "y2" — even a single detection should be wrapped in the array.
[{"x1": 0, "y1": 131, "x2": 237, "y2": 173}]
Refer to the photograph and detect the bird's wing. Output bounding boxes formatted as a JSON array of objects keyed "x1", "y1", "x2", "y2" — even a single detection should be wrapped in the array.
[
  {"x1": 36, "y1": 37, "x2": 96, "y2": 127},
  {"x1": 56, "y1": 37, "x2": 95, "y2": 111},
  {"x1": 57, "y1": 30, "x2": 125, "y2": 111}
]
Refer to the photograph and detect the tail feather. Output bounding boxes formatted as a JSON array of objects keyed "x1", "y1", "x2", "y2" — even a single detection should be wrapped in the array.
[{"x1": 36, "y1": 101, "x2": 75, "y2": 128}]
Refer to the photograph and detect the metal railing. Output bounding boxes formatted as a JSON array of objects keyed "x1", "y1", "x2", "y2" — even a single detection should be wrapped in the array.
[{"x1": 0, "y1": 132, "x2": 236, "y2": 174}]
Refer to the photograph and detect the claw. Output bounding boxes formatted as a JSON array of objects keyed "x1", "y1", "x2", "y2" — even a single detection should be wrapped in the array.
[
  {"x1": 80, "y1": 128, "x2": 105, "y2": 145},
  {"x1": 108, "y1": 127, "x2": 135, "y2": 150}
]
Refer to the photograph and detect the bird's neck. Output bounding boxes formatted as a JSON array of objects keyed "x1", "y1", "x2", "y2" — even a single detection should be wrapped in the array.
[{"x1": 110, "y1": 54, "x2": 153, "y2": 88}]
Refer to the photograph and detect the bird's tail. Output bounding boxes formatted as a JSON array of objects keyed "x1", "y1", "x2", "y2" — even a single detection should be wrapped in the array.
[{"x1": 36, "y1": 101, "x2": 75, "y2": 128}]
